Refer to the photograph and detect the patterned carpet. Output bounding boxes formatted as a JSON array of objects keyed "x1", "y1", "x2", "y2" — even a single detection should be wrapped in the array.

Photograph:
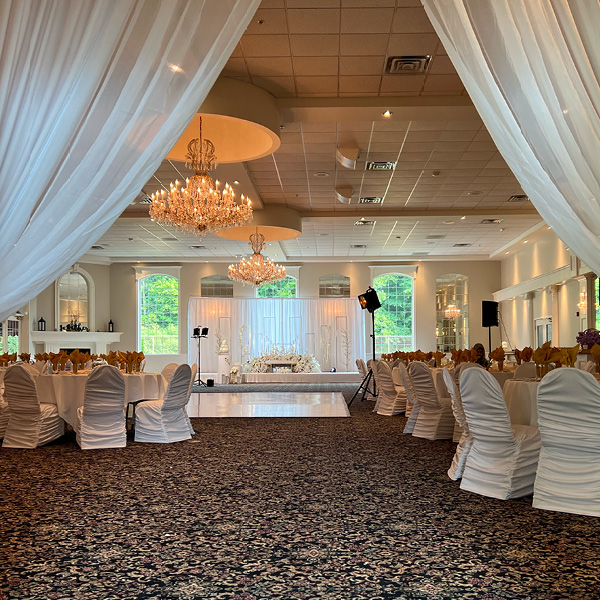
[{"x1": 2, "y1": 390, "x2": 600, "y2": 600}]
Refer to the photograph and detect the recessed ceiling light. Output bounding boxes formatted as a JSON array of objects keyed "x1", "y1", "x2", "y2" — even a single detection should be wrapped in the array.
[
  {"x1": 505, "y1": 251, "x2": 510, "y2": 255},
  {"x1": 382, "y1": 110, "x2": 392, "y2": 117},
  {"x1": 460, "y1": 216, "x2": 466, "y2": 220},
  {"x1": 169, "y1": 64, "x2": 183, "y2": 73},
  {"x1": 233, "y1": 180, "x2": 240, "y2": 185},
  {"x1": 431, "y1": 170, "x2": 441, "y2": 177},
  {"x1": 313, "y1": 172, "x2": 329, "y2": 178},
  {"x1": 443, "y1": 220, "x2": 455, "y2": 225},
  {"x1": 395, "y1": 235, "x2": 402, "y2": 239},
  {"x1": 466, "y1": 191, "x2": 482, "y2": 196},
  {"x1": 524, "y1": 240, "x2": 528, "y2": 243}
]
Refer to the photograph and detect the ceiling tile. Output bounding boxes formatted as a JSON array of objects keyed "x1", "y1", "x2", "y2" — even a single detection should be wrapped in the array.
[
  {"x1": 340, "y1": 34, "x2": 389, "y2": 56},
  {"x1": 290, "y1": 34, "x2": 340, "y2": 56},
  {"x1": 339, "y1": 75, "x2": 380, "y2": 94},
  {"x1": 246, "y1": 57, "x2": 294, "y2": 77},
  {"x1": 287, "y1": 9, "x2": 340, "y2": 34},
  {"x1": 339, "y1": 55, "x2": 385, "y2": 76},
  {"x1": 380, "y1": 74, "x2": 425, "y2": 93},
  {"x1": 340, "y1": 8, "x2": 394, "y2": 33},
  {"x1": 422, "y1": 74, "x2": 464, "y2": 93},
  {"x1": 250, "y1": 76, "x2": 296, "y2": 96},
  {"x1": 387, "y1": 33, "x2": 439, "y2": 56},
  {"x1": 241, "y1": 35, "x2": 290, "y2": 57},
  {"x1": 244, "y1": 9, "x2": 288, "y2": 34},
  {"x1": 292, "y1": 56, "x2": 339, "y2": 76},
  {"x1": 392, "y1": 7, "x2": 436, "y2": 33}
]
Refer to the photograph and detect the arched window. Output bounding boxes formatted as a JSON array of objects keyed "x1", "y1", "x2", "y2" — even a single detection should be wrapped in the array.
[
  {"x1": 138, "y1": 274, "x2": 179, "y2": 354},
  {"x1": 319, "y1": 274, "x2": 350, "y2": 298},
  {"x1": 257, "y1": 276, "x2": 297, "y2": 298},
  {"x1": 201, "y1": 275, "x2": 233, "y2": 297},
  {"x1": 373, "y1": 273, "x2": 414, "y2": 354},
  {"x1": 436, "y1": 273, "x2": 469, "y2": 352}
]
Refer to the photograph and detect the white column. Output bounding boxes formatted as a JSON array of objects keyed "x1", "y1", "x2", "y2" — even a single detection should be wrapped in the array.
[
  {"x1": 524, "y1": 292, "x2": 535, "y2": 347},
  {"x1": 550, "y1": 284, "x2": 561, "y2": 346},
  {"x1": 585, "y1": 273, "x2": 596, "y2": 329}
]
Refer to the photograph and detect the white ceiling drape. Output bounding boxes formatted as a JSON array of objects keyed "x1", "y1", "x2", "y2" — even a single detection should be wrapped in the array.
[
  {"x1": 422, "y1": 0, "x2": 600, "y2": 274},
  {"x1": 0, "y1": 0, "x2": 260, "y2": 321}
]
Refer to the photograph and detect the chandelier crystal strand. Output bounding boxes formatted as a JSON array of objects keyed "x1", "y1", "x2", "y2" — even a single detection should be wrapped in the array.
[
  {"x1": 228, "y1": 231, "x2": 286, "y2": 286},
  {"x1": 445, "y1": 304, "x2": 461, "y2": 319},
  {"x1": 149, "y1": 117, "x2": 252, "y2": 235}
]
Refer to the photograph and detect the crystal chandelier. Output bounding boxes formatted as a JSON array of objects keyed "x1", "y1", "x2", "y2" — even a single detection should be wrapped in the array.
[
  {"x1": 149, "y1": 117, "x2": 252, "y2": 235},
  {"x1": 228, "y1": 231, "x2": 286, "y2": 286},
  {"x1": 445, "y1": 303, "x2": 461, "y2": 319}
]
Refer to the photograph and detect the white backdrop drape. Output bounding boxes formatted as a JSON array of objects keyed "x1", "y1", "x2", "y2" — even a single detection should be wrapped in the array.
[
  {"x1": 422, "y1": 0, "x2": 600, "y2": 274},
  {"x1": 188, "y1": 297, "x2": 366, "y2": 374},
  {"x1": 0, "y1": 0, "x2": 260, "y2": 321}
]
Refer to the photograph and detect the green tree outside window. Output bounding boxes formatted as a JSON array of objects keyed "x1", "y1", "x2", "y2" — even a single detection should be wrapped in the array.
[
  {"x1": 257, "y1": 277, "x2": 297, "y2": 298},
  {"x1": 373, "y1": 273, "x2": 414, "y2": 353},
  {"x1": 139, "y1": 274, "x2": 179, "y2": 354}
]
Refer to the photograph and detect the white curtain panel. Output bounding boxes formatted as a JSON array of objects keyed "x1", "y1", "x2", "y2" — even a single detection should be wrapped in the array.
[
  {"x1": 188, "y1": 297, "x2": 366, "y2": 373},
  {"x1": 422, "y1": 0, "x2": 600, "y2": 274},
  {"x1": 0, "y1": 0, "x2": 260, "y2": 321}
]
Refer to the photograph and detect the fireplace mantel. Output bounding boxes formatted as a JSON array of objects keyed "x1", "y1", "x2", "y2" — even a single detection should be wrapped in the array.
[{"x1": 30, "y1": 331, "x2": 122, "y2": 354}]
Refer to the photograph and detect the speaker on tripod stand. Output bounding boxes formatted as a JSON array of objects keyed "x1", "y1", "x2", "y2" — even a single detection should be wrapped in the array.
[{"x1": 192, "y1": 326, "x2": 209, "y2": 386}]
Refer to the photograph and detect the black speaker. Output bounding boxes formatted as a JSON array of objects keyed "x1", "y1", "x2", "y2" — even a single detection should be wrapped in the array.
[{"x1": 482, "y1": 300, "x2": 499, "y2": 328}]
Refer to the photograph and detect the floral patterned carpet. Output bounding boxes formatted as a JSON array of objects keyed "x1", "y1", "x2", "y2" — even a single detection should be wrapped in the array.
[{"x1": 1, "y1": 391, "x2": 600, "y2": 600}]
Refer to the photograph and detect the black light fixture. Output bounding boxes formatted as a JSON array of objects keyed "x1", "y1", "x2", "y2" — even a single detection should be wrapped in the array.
[
  {"x1": 192, "y1": 326, "x2": 209, "y2": 386},
  {"x1": 358, "y1": 287, "x2": 381, "y2": 313},
  {"x1": 193, "y1": 326, "x2": 209, "y2": 338}
]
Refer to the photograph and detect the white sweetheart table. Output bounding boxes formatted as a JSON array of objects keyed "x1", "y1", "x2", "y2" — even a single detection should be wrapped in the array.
[{"x1": 36, "y1": 371, "x2": 167, "y2": 428}]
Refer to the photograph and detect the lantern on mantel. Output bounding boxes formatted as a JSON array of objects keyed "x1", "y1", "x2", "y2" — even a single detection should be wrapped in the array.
[{"x1": 38, "y1": 317, "x2": 46, "y2": 331}]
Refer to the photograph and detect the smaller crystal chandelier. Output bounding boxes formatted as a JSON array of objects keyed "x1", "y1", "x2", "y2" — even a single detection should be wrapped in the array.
[
  {"x1": 149, "y1": 117, "x2": 252, "y2": 235},
  {"x1": 228, "y1": 230, "x2": 286, "y2": 287},
  {"x1": 445, "y1": 303, "x2": 461, "y2": 319}
]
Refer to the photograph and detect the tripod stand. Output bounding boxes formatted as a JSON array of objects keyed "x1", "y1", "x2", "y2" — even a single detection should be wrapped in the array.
[
  {"x1": 349, "y1": 308, "x2": 378, "y2": 406},
  {"x1": 192, "y1": 326, "x2": 209, "y2": 386}
]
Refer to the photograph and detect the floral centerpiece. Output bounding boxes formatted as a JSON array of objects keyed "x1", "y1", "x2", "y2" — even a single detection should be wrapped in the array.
[
  {"x1": 229, "y1": 365, "x2": 240, "y2": 384},
  {"x1": 576, "y1": 329, "x2": 600, "y2": 349},
  {"x1": 247, "y1": 345, "x2": 321, "y2": 374}
]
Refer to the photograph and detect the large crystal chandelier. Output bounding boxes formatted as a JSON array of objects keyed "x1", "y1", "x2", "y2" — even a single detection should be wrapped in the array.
[
  {"x1": 445, "y1": 303, "x2": 461, "y2": 319},
  {"x1": 228, "y1": 230, "x2": 286, "y2": 286},
  {"x1": 149, "y1": 117, "x2": 252, "y2": 235}
]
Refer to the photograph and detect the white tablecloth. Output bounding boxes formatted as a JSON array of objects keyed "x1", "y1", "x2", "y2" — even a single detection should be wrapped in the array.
[
  {"x1": 503, "y1": 379, "x2": 539, "y2": 427},
  {"x1": 36, "y1": 371, "x2": 166, "y2": 428},
  {"x1": 489, "y1": 370, "x2": 515, "y2": 389}
]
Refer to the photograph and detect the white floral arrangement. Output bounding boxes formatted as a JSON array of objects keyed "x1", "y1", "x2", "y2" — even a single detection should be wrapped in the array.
[
  {"x1": 230, "y1": 366, "x2": 240, "y2": 377},
  {"x1": 246, "y1": 345, "x2": 321, "y2": 374}
]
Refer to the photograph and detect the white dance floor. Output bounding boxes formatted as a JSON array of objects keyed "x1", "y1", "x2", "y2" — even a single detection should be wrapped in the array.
[{"x1": 187, "y1": 391, "x2": 350, "y2": 418}]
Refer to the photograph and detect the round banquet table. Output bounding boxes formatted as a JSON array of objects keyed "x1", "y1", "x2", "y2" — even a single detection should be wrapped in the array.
[
  {"x1": 489, "y1": 370, "x2": 515, "y2": 389},
  {"x1": 503, "y1": 379, "x2": 539, "y2": 427},
  {"x1": 36, "y1": 371, "x2": 167, "y2": 428}
]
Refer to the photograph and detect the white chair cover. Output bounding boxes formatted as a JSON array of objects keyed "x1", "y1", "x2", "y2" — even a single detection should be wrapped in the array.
[
  {"x1": 0, "y1": 398, "x2": 9, "y2": 439},
  {"x1": 367, "y1": 359, "x2": 378, "y2": 410},
  {"x1": 135, "y1": 364, "x2": 192, "y2": 443},
  {"x1": 184, "y1": 363, "x2": 198, "y2": 435},
  {"x1": 459, "y1": 368, "x2": 541, "y2": 500},
  {"x1": 408, "y1": 362, "x2": 454, "y2": 440},
  {"x1": 32, "y1": 361, "x2": 47, "y2": 374},
  {"x1": 139, "y1": 359, "x2": 146, "y2": 373},
  {"x1": 76, "y1": 365, "x2": 126, "y2": 450},
  {"x1": 356, "y1": 358, "x2": 368, "y2": 378},
  {"x1": 514, "y1": 362, "x2": 536, "y2": 379},
  {"x1": 443, "y1": 368, "x2": 474, "y2": 481},
  {"x1": 397, "y1": 362, "x2": 419, "y2": 433},
  {"x1": 2, "y1": 364, "x2": 64, "y2": 448},
  {"x1": 391, "y1": 366, "x2": 410, "y2": 418},
  {"x1": 161, "y1": 363, "x2": 179, "y2": 384},
  {"x1": 580, "y1": 361, "x2": 596, "y2": 374},
  {"x1": 372, "y1": 360, "x2": 405, "y2": 416},
  {"x1": 454, "y1": 362, "x2": 484, "y2": 386},
  {"x1": 533, "y1": 369, "x2": 600, "y2": 517}
]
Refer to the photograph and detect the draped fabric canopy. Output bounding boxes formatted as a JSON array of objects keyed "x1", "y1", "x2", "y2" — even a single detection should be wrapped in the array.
[
  {"x1": 422, "y1": 0, "x2": 600, "y2": 274},
  {"x1": 0, "y1": 0, "x2": 260, "y2": 321},
  {"x1": 188, "y1": 297, "x2": 366, "y2": 373}
]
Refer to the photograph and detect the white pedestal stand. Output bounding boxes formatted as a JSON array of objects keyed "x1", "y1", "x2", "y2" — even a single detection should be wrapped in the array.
[{"x1": 217, "y1": 352, "x2": 230, "y2": 384}]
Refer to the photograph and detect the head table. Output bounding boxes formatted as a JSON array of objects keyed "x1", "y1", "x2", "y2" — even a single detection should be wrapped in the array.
[{"x1": 36, "y1": 371, "x2": 167, "y2": 428}]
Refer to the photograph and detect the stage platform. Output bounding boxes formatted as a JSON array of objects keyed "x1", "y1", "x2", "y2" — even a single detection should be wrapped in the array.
[{"x1": 241, "y1": 371, "x2": 361, "y2": 384}]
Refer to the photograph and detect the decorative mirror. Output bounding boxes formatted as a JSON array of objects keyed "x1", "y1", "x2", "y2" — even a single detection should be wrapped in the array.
[
  {"x1": 436, "y1": 273, "x2": 469, "y2": 352},
  {"x1": 55, "y1": 266, "x2": 94, "y2": 331}
]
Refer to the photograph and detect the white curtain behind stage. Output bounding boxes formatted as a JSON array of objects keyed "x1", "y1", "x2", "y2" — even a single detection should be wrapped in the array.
[{"x1": 188, "y1": 297, "x2": 366, "y2": 374}]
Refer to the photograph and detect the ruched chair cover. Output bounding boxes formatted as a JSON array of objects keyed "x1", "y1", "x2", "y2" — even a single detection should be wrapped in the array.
[
  {"x1": 459, "y1": 368, "x2": 541, "y2": 500},
  {"x1": 0, "y1": 397, "x2": 9, "y2": 439},
  {"x1": 135, "y1": 364, "x2": 193, "y2": 443},
  {"x1": 33, "y1": 361, "x2": 47, "y2": 374},
  {"x1": 514, "y1": 362, "x2": 536, "y2": 379},
  {"x1": 2, "y1": 363, "x2": 64, "y2": 448},
  {"x1": 184, "y1": 363, "x2": 198, "y2": 435},
  {"x1": 161, "y1": 362, "x2": 179, "y2": 384},
  {"x1": 372, "y1": 360, "x2": 405, "y2": 416},
  {"x1": 408, "y1": 361, "x2": 454, "y2": 440},
  {"x1": 443, "y1": 368, "x2": 474, "y2": 481},
  {"x1": 75, "y1": 365, "x2": 126, "y2": 450},
  {"x1": 454, "y1": 362, "x2": 484, "y2": 386},
  {"x1": 391, "y1": 366, "x2": 411, "y2": 417},
  {"x1": 397, "y1": 362, "x2": 419, "y2": 433},
  {"x1": 580, "y1": 361, "x2": 596, "y2": 374},
  {"x1": 533, "y1": 369, "x2": 600, "y2": 517},
  {"x1": 356, "y1": 358, "x2": 368, "y2": 379}
]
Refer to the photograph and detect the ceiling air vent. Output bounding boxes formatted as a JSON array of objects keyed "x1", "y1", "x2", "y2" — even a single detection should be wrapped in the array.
[
  {"x1": 354, "y1": 219, "x2": 376, "y2": 226},
  {"x1": 351, "y1": 244, "x2": 367, "y2": 249},
  {"x1": 387, "y1": 55, "x2": 431, "y2": 74},
  {"x1": 366, "y1": 161, "x2": 395, "y2": 171},
  {"x1": 508, "y1": 194, "x2": 529, "y2": 202},
  {"x1": 359, "y1": 197, "x2": 383, "y2": 204},
  {"x1": 191, "y1": 245, "x2": 206, "y2": 250},
  {"x1": 425, "y1": 235, "x2": 445, "y2": 240},
  {"x1": 412, "y1": 251, "x2": 430, "y2": 256},
  {"x1": 162, "y1": 237, "x2": 177, "y2": 241},
  {"x1": 90, "y1": 245, "x2": 104, "y2": 250},
  {"x1": 453, "y1": 243, "x2": 472, "y2": 247},
  {"x1": 139, "y1": 195, "x2": 153, "y2": 204},
  {"x1": 481, "y1": 218, "x2": 504, "y2": 225}
]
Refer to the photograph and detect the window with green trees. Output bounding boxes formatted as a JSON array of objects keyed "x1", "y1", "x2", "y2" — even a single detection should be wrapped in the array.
[
  {"x1": 257, "y1": 276, "x2": 297, "y2": 298},
  {"x1": 139, "y1": 274, "x2": 179, "y2": 354},
  {"x1": 373, "y1": 273, "x2": 414, "y2": 354}
]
